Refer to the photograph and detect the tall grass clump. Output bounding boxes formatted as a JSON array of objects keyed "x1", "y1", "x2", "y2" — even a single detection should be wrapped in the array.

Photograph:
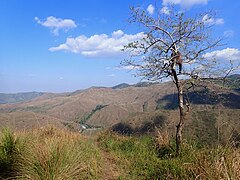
[
  {"x1": 0, "y1": 128, "x2": 24, "y2": 178},
  {"x1": 19, "y1": 126, "x2": 103, "y2": 179},
  {"x1": 184, "y1": 146, "x2": 240, "y2": 179}
]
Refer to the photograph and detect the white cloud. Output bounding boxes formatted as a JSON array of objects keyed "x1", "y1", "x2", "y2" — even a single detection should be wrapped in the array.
[
  {"x1": 120, "y1": 65, "x2": 137, "y2": 70},
  {"x1": 215, "y1": 19, "x2": 224, "y2": 25},
  {"x1": 224, "y1": 30, "x2": 234, "y2": 38},
  {"x1": 147, "y1": 4, "x2": 155, "y2": 15},
  {"x1": 202, "y1": 48, "x2": 240, "y2": 75},
  {"x1": 49, "y1": 30, "x2": 145, "y2": 57},
  {"x1": 35, "y1": 16, "x2": 77, "y2": 35},
  {"x1": 202, "y1": 14, "x2": 224, "y2": 25},
  {"x1": 115, "y1": 65, "x2": 140, "y2": 71},
  {"x1": 163, "y1": 0, "x2": 208, "y2": 8},
  {"x1": 112, "y1": 30, "x2": 124, "y2": 38},
  {"x1": 203, "y1": 48, "x2": 240, "y2": 61},
  {"x1": 160, "y1": 6, "x2": 170, "y2": 15}
]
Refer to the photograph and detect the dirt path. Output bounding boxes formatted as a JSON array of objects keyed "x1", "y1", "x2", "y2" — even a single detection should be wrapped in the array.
[{"x1": 96, "y1": 143, "x2": 122, "y2": 180}]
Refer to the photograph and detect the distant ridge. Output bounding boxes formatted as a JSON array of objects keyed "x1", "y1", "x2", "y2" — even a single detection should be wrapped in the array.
[
  {"x1": 227, "y1": 74, "x2": 240, "y2": 79},
  {"x1": 0, "y1": 92, "x2": 45, "y2": 104},
  {"x1": 112, "y1": 82, "x2": 158, "y2": 89},
  {"x1": 134, "y1": 82, "x2": 158, "y2": 87},
  {"x1": 112, "y1": 83, "x2": 130, "y2": 89},
  {"x1": 1, "y1": 74, "x2": 239, "y2": 104}
]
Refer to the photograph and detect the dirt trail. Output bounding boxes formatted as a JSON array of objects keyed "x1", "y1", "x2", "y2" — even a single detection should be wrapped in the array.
[{"x1": 96, "y1": 142, "x2": 122, "y2": 180}]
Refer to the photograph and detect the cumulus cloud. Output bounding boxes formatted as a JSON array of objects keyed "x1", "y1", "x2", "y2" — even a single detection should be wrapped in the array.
[
  {"x1": 35, "y1": 16, "x2": 77, "y2": 35},
  {"x1": 49, "y1": 30, "x2": 145, "y2": 57},
  {"x1": 203, "y1": 48, "x2": 240, "y2": 61},
  {"x1": 160, "y1": 6, "x2": 170, "y2": 15},
  {"x1": 163, "y1": 0, "x2": 208, "y2": 8},
  {"x1": 202, "y1": 14, "x2": 224, "y2": 25},
  {"x1": 112, "y1": 30, "x2": 124, "y2": 38},
  {"x1": 147, "y1": 4, "x2": 155, "y2": 15},
  {"x1": 202, "y1": 48, "x2": 240, "y2": 75}
]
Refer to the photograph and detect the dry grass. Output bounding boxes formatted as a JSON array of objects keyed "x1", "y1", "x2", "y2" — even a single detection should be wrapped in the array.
[
  {"x1": 20, "y1": 126, "x2": 102, "y2": 179},
  {"x1": 1, "y1": 126, "x2": 240, "y2": 179},
  {"x1": 0, "y1": 126, "x2": 103, "y2": 179},
  {"x1": 97, "y1": 130, "x2": 240, "y2": 179},
  {"x1": 187, "y1": 147, "x2": 240, "y2": 179},
  {"x1": 155, "y1": 129, "x2": 170, "y2": 148}
]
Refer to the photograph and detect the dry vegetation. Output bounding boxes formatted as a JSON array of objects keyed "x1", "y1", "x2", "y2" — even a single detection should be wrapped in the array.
[
  {"x1": 98, "y1": 130, "x2": 240, "y2": 179},
  {"x1": 0, "y1": 126, "x2": 103, "y2": 179},
  {"x1": 0, "y1": 125, "x2": 240, "y2": 179}
]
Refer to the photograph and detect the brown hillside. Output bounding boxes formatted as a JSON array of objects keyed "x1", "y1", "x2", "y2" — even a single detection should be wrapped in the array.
[{"x1": 0, "y1": 81, "x2": 239, "y2": 131}]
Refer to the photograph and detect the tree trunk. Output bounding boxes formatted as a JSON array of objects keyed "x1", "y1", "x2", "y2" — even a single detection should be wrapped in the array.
[
  {"x1": 176, "y1": 83, "x2": 185, "y2": 155},
  {"x1": 171, "y1": 62, "x2": 186, "y2": 155}
]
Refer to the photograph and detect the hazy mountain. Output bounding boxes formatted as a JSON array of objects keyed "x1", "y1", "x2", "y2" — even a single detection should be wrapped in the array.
[
  {"x1": 0, "y1": 92, "x2": 45, "y2": 104},
  {"x1": 112, "y1": 83, "x2": 130, "y2": 89},
  {"x1": 227, "y1": 74, "x2": 240, "y2": 79}
]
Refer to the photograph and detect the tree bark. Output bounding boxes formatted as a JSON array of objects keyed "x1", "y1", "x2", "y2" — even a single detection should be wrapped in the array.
[
  {"x1": 176, "y1": 83, "x2": 185, "y2": 155},
  {"x1": 171, "y1": 66, "x2": 185, "y2": 155}
]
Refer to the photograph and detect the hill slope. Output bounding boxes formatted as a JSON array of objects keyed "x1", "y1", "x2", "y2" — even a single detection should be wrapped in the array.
[{"x1": 0, "y1": 78, "x2": 239, "y2": 132}]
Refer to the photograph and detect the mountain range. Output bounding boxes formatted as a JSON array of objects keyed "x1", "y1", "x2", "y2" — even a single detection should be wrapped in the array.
[{"x1": 0, "y1": 75, "x2": 239, "y2": 145}]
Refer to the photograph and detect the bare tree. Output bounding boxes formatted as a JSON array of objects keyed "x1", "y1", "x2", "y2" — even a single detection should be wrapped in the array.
[{"x1": 122, "y1": 6, "x2": 233, "y2": 155}]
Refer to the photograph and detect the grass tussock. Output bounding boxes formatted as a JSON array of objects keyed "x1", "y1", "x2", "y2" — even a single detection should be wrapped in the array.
[
  {"x1": 0, "y1": 126, "x2": 102, "y2": 179},
  {"x1": 0, "y1": 128, "x2": 24, "y2": 178}
]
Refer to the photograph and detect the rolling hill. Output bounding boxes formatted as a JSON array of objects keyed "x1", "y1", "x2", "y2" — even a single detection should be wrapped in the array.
[{"x1": 0, "y1": 76, "x2": 239, "y2": 145}]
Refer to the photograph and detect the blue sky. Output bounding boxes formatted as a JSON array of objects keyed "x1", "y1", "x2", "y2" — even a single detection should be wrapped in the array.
[{"x1": 0, "y1": 0, "x2": 240, "y2": 93}]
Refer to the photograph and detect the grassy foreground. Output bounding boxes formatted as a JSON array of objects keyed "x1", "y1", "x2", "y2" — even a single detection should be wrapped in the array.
[
  {"x1": 0, "y1": 126, "x2": 102, "y2": 179},
  {"x1": 0, "y1": 126, "x2": 239, "y2": 179}
]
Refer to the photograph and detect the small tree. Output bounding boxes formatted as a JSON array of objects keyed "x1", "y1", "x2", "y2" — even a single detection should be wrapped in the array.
[{"x1": 122, "y1": 6, "x2": 236, "y2": 155}]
